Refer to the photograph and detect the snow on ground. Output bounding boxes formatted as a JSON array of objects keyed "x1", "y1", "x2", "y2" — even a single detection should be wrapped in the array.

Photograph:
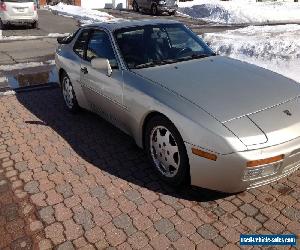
[
  {"x1": 0, "y1": 60, "x2": 55, "y2": 71},
  {"x1": 0, "y1": 90, "x2": 16, "y2": 96},
  {"x1": 47, "y1": 3, "x2": 116, "y2": 25},
  {"x1": 0, "y1": 77, "x2": 8, "y2": 82},
  {"x1": 178, "y1": 0, "x2": 300, "y2": 24},
  {"x1": 0, "y1": 33, "x2": 69, "y2": 41},
  {"x1": 202, "y1": 24, "x2": 300, "y2": 83}
]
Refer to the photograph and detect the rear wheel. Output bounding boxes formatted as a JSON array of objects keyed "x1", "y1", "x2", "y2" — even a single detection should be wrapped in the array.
[
  {"x1": 132, "y1": 1, "x2": 139, "y2": 12},
  {"x1": 151, "y1": 4, "x2": 158, "y2": 15},
  {"x1": 169, "y1": 11, "x2": 176, "y2": 15},
  {"x1": 31, "y1": 21, "x2": 38, "y2": 29},
  {"x1": 61, "y1": 71, "x2": 79, "y2": 113},
  {"x1": 0, "y1": 19, "x2": 6, "y2": 30},
  {"x1": 145, "y1": 115, "x2": 190, "y2": 186}
]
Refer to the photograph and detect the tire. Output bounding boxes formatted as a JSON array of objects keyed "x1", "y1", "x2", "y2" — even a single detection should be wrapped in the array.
[
  {"x1": 145, "y1": 115, "x2": 190, "y2": 186},
  {"x1": 132, "y1": 1, "x2": 139, "y2": 12},
  {"x1": 61, "y1": 71, "x2": 79, "y2": 113},
  {"x1": 0, "y1": 19, "x2": 6, "y2": 30},
  {"x1": 31, "y1": 21, "x2": 38, "y2": 29},
  {"x1": 151, "y1": 4, "x2": 158, "y2": 16},
  {"x1": 169, "y1": 11, "x2": 176, "y2": 16}
]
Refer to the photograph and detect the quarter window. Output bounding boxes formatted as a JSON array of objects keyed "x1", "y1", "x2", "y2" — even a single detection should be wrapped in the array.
[
  {"x1": 73, "y1": 29, "x2": 90, "y2": 59},
  {"x1": 86, "y1": 30, "x2": 118, "y2": 68}
]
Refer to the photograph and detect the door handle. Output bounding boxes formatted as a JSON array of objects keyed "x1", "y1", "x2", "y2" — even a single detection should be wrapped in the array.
[{"x1": 81, "y1": 67, "x2": 88, "y2": 74}]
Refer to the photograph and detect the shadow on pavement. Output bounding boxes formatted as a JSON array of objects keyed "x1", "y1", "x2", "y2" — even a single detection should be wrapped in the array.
[{"x1": 16, "y1": 88, "x2": 232, "y2": 202}]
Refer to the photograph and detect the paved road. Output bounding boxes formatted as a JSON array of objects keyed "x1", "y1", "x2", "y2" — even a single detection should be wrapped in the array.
[
  {"x1": 2, "y1": 9, "x2": 78, "y2": 37},
  {"x1": 0, "y1": 9, "x2": 78, "y2": 66},
  {"x1": 0, "y1": 89, "x2": 299, "y2": 249},
  {"x1": 0, "y1": 38, "x2": 57, "y2": 65}
]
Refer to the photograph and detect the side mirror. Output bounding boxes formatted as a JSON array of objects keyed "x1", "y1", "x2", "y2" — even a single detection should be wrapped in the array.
[{"x1": 91, "y1": 58, "x2": 112, "y2": 77}]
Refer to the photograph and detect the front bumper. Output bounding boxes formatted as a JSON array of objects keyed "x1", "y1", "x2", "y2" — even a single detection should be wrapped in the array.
[
  {"x1": 186, "y1": 136, "x2": 300, "y2": 193},
  {"x1": 157, "y1": 4, "x2": 178, "y2": 13},
  {"x1": 1, "y1": 12, "x2": 38, "y2": 24}
]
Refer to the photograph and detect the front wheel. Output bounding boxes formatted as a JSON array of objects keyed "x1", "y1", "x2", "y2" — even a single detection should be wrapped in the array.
[
  {"x1": 0, "y1": 19, "x2": 6, "y2": 30},
  {"x1": 145, "y1": 116, "x2": 190, "y2": 186},
  {"x1": 61, "y1": 72, "x2": 79, "y2": 113},
  {"x1": 31, "y1": 21, "x2": 38, "y2": 29}
]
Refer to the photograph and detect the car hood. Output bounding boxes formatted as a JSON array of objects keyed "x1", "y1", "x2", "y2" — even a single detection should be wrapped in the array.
[{"x1": 133, "y1": 56, "x2": 300, "y2": 123}]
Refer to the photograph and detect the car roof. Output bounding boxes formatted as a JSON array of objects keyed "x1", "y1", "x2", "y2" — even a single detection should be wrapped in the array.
[{"x1": 83, "y1": 19, "x2": 181, "y2": 32}]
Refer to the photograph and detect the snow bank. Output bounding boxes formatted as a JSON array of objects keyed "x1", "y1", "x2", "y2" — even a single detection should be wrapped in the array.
[
  {"x1": 0, "y1": 77, "x2": 8, "y2": 83},
  {"x1": 0, "y1": 90, "x2": 16, "y2": 96},
  {"x1": 47, "y1": 3, "x2": 116, "y2": 25},
  {"x1": 0, "y1": 33, "x2": 69, "y2": 41},
  {"x1": 0, "y1": 60, "x2": 55, "y2": 71},
  {"x1": 202, "y1": 24, "x2": 300, "y2": 83},
  {"x1": 178, "y1": 0, "x2": 300, "y2": 24}
]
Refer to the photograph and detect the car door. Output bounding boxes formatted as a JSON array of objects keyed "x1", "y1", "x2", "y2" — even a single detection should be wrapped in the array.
[{"x1": 80, "y1": 29, "x2": 128, "y2": 132}]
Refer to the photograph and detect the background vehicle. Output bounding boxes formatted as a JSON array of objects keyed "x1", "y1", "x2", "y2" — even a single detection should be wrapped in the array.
[
  {"x1": 132, "y1": 0, "x2": 178, "y2": 15},
  {"x1": 0, "y1": 0, "x2": 38, "y2": 29}
]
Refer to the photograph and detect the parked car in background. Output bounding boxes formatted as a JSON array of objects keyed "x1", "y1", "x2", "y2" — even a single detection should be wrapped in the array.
[
  {"x1": 132, "y1": 0, "x2": 178, "y2": 15},
  {"x1": 55, "y1": 19, "x2": 300, "y2": 193},
  {"x1": 0, "y1": 0, "x2": 38, "y2": 29}
]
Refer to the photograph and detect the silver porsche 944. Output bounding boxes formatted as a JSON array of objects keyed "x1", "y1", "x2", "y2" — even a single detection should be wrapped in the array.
[{"x1": 55, "y1": 19, "x2": 300, "y2": 193}]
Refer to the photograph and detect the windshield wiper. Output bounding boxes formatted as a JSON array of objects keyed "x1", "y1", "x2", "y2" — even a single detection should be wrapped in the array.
[
  {"x1": 134, "y1": 62, "x2": 158, "y2": 69},
  {"x1": 133, "y1": 53, "x2": 216, "y2": 69},
  {"x1": 177, "y1": 53, "x2": 213, "y2": 62},
  {"x1": 134, "y1": 60, "x2": 172, "y2": 69}
]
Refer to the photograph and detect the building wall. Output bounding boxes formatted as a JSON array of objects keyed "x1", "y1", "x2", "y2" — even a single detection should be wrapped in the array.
[{"x1": 39, "y1": 0, "x2": 47, "y2": 6}]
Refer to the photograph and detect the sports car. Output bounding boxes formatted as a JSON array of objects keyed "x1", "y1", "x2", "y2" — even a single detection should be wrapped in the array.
[{"x1": 55, "y1": 19, "x2": 300, "y2": 193}]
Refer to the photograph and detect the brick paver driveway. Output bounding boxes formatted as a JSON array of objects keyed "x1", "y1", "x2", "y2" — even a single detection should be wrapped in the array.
[{"x1": 0, "y1": 88, "x2": 299, "y2": 249}]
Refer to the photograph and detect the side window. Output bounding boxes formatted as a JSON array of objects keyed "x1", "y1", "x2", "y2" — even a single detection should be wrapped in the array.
[
  {"x1": 86, "y1": 30, "x2": 118, "y2": 69},
  {"x1": 73, "y1": 29, "x2": 90, "y2": 59}
]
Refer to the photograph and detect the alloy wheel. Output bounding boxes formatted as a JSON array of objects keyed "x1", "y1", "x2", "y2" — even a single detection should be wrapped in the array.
[
  {"x1": 150, "y1": 125, "x2": 180, "y2": 178},
  {"x1": 62, "y1": 76, "x2": 74, "y2": 109}
]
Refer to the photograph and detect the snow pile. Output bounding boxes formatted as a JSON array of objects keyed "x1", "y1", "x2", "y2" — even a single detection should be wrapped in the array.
[
  {"x1": 0, "y1": 33, "x2": 69, "y2": 41},
  {"x1": 0, "y1": 77, "x2": 8, "y2": 83},
  {"x1": 202, "y1": 24, "x2": 300, "y2": 83},
  {"x1": 47, "y1": 3, "x2": 116, "y2": 25},
  {"x1": 178, "y1": 0, "x2": 300, "y2": 24},
  {"x1": 0, "y1": 90, "x2": 15, "y2": 96},
  {"x1": 0, "y1": 60, "x2": 55, "y2": 71}
]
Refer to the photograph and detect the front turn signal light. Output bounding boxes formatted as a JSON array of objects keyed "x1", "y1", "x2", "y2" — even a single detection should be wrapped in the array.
[
  {"x1": 246, "y1": 154, "x2": 285, "y2": 168},
  {"x1": 192, "y1": 148, "x2": 217, "y2": 161}
]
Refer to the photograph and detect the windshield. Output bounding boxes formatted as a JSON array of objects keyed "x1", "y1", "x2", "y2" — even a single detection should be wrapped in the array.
[{"x1": 114, "y1": 23, "x2": 215, "y2": 69}]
